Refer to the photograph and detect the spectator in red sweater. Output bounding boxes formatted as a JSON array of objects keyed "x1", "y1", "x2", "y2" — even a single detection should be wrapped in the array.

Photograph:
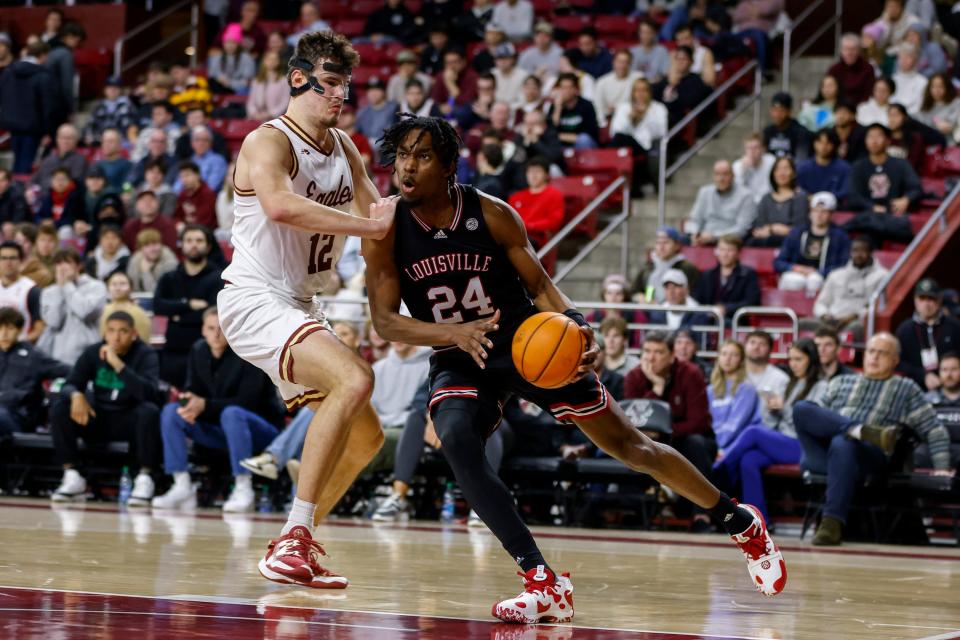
[
  {"x1": 827, "y1": 33, "x2": 877, "y2": 106},
  {"x1": 624, "y1": 329, "x2": 715, "y2": 531},
  {"x1": 174, "y1": 161, "x2": 217, "y2": 231},
  {"x1": 123, "y1": 190, "x2": 178, "y2": 251},
  {"x1": 506, "y1": 156, "x2": 564, "y2": 249}
]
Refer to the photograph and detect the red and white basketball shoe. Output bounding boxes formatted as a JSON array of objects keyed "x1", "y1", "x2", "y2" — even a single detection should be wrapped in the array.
[
  {"x1": 257, "y1": 525, "x2": 348, "y2": 589},
  {"x1": 731, "y1": 504, "x2": 787, "y2": 596},
  {"x1": 492, "y1": 566, "x2": 574, "y2": 624}
]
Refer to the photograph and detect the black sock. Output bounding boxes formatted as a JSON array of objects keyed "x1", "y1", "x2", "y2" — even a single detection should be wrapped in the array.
[
  {"x1": 707, "y1": 493, "x2": 754, "y2": 535},
  {"x1": 518, "y1": 553, "x2": 551, "y2": 575}
]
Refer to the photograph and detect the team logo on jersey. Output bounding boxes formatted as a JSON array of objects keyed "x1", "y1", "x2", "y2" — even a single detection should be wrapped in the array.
[
  {"x1": 466, "y1": 217, "x2": 479, "y2": 231},
  {"x1": 301, "y1": 148, "x2": 311, "y2": 155},
  {"x1": 433, "y1": 230, "x2": 447, "y2": 239}
]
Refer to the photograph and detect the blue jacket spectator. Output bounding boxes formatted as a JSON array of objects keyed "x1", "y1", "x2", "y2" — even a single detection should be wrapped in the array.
[
  {"x1": 708, "y1": 340, "x2": 764, "y2": 449},
  {"x1": 565, "y1": 28, "x2": 612, "y2": 78},
  {"x1": 797, "y1": 130, "x2": 850, "y2": 201}
]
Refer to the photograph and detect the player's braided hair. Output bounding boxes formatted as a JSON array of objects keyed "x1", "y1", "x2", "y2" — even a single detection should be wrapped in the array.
[{"x1": 378, "y1": 114, "x2": 463, "y2": 188}]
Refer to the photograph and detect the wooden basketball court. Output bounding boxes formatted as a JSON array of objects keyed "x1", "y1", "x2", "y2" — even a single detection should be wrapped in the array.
[{"x1": 0, "y1": 498, "x2": 958, "y2": 639}]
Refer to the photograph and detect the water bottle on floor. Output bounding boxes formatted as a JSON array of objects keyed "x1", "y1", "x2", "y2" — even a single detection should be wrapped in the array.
[
  {"x1": 257, "y1": 486, "x2": 273, "y2": 513},
  {"x1": 118, "y1": 466, "x2": 132, "y2": 505},
  {"x1": 440, "y1": 482, "x2": 456, "y2": 523}
]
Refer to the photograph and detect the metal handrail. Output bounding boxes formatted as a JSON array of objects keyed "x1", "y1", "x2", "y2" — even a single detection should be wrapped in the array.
[
  {"x1": 537, "y1": 176, "x2": 625, "y2": 257},
  {"x1": 731, "y1": 306, "x2": 799, "y2": 358},
  {"x1": 657, "y1": 62, "x2": 763, "y2": 226},
  {"x1": 114, "y1": 0, "x2": 199, "y2": 77},
  {"x1": 782, "y1": 0, "x2": 844, "y2": 91},
  {"x1": 573, "y1": 301, "x2": 726, "y2": 356},
  {"x1": 866, "y1": 181, "x2": 960, "y2": 337}
]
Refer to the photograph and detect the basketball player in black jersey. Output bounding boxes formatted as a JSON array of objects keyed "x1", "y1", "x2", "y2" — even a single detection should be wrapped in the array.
[{"x1": 363, "y1": 116, "x2": 786, "y2": 624}]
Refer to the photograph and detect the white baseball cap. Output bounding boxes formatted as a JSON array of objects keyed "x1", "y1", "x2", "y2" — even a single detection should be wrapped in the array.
[
  {"x1": 810, "y1": 191, "x2": 837, "y2": 211},
  {"x1": 662, "y1": 268, "x2": 688, "y2": 288}
]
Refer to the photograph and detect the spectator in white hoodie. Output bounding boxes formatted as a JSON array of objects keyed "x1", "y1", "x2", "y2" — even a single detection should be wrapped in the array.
[
  {"x1": 38, "y1": 248, "x2": 108, "y2": 365},
  {"x1": 891, "y1": 44, "x2": 928, "y2": 115}
]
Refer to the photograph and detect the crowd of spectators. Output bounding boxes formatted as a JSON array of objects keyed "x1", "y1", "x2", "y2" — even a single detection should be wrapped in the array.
[{"x1": 0, "y1": 0, "x2": 958, "y2": 543}]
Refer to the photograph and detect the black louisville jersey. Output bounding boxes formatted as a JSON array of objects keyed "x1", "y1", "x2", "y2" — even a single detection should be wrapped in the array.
[{"x1": 395, "y1": 184, "x2": 536, "y2": 355}]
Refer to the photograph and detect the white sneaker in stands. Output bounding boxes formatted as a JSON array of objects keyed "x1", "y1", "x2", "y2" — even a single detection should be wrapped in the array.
[
  {"x1": 127, "y1": 473, "x2": 155, "y2": 507},
  {"x1": 51, "y1": 469, "x2": 86, "y2": 502},
  {"x1": 258, "y1": 525, "x2": 348, "y2": 589},
  {"x1": 731, "y1": 503, "x2": 787, "y2": 596},
  {"x1": 240, "y1": 453, "x2": 279, "y2": 480},
  {"x1": 492, "y1": 566, "x2": 574, "y2": 624},
  {"x1": 223, "y1": 481, "x2": 255, "y2": 513},
  {"x1": 151, "y1": 480, "x2": 196, "y2": 510}
]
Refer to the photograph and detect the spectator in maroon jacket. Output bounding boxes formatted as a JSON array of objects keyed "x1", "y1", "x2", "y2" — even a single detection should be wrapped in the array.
[
  {"x1": 432, "y1": 49, "x2": 479, "y2": 116},
  {"x1": 506, "y1": 156, "x2": 564, "y2": 249},
  {"x1": 174, "y1": 162, "x2": 217, "y2": 231},
  {"x1": 123, "y1": 190, "x2": 178, "y2": 251},
  {"x1": 624, "y1": 329, "x2": 715, "y2": 532},
  {"x1": 827, "y1": 33, "x2": 877, "y2": 106}
]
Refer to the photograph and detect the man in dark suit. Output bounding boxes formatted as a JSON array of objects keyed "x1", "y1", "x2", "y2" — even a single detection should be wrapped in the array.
[{"x1": 694, "y1": 234, "x2": 761, "y2": 321}]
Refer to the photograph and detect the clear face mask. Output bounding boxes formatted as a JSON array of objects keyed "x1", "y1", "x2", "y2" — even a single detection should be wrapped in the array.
[{"x1": 288, "y1": 57, "x2": 351, "y2": 100}]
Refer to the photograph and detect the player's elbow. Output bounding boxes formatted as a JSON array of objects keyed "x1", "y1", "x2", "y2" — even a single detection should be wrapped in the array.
[{"x1": 262, "y1": 201, "x2": 289, "y2": 223}]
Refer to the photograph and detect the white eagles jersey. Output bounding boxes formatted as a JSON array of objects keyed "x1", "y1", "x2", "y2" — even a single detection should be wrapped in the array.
[{"x1": 222, "y1": 114, "x2": 355, "y2": 299}]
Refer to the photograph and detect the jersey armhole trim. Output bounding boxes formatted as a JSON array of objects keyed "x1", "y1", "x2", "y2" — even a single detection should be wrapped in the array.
[{"x1": 261, "y1": 123, "x2": 299, "y2": 181}]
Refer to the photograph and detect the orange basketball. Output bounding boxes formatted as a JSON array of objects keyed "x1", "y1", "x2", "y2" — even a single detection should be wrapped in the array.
[{"x1": 512, "y1": 312, "x2": 586, "y2": 389}]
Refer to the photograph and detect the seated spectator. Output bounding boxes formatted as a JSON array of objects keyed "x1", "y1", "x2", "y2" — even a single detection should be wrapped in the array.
[
  {"x1": 0, "y1": 169, "x2": 29, "y2": 239},
  {"x1": 49, "y1": 310, "x2": 161, "y2": 504},
  {"x1": 152, "y1": 307, "x2": 284, "y2": 511},
  {"x1": 286, "y1": 1, "x2": 331, "y2": 48},
  {"x1": 763, "y1": 92, "x2": 811, "y2": 160},
  {"x1": 795, "y1": 332, "x2": 951, "y2": 545},
  {"x1": 748, "y1": 156, "x2": 808, "y2": 248},
  {"x1": 38, "y1": 248, "x2": 108, "y2": 366},
  {"x1": 651, "y1": 46, "x2": 711, "y2": 128},
  {"x1": 154, "y1": 225, "x2": 222, "y2": 386},
  {"x1": 15, "y1": 223, "x2": 55, "y2": 288},
  {"x1": 845, "y1": 124, "x2": 921, "y2": 245},
  {"x1": 507, "y1": 156, "x2": 564, "y2": 248},
  {"x1": 124, "y1": 190, "x2": 178, "y2": 251},
  {"x1": 92, "y1": 129, "x2": 133, "y2": 193},
  {"x1": 388, "y1": 50, "x2": 433, "y2": 105},
  {"x1": 694, "y1": 234, "x2": 762, "y2": 320},
  {"x1": 811, "y1": 236, "x2": 888, "y2": 338},
  {"x1": 647, "y1": 269, "x2": 699, "y2": 331},
  {"x1": 798, "y1": 74, "x2": 841, "y2": 132},
  {"x1": 775, "y1": 191, "x2": 850, "y2": 294},
  {"x1": 174, "y1": 162, "x2": 218, "y2": 231},
  {"x1": 714, "y1": 338, "x2": 824, "y2": 520},
  {"x1": 336, "y1": 107, "x2": 374, "y2": 172},
  {"x1": 857, "y1": 77, "x2": 894, "y2": 127},
  {"x1": 131, "y1": 102, "x2": 181, "y2": 163},
  {"x1": 609, "y1": 78, "x2": 668, "y2": 172},
  {"x1": 545, "y1": 73, "x2": 600, "y2": 149},
  {"x1": 85, "y1": 225, "x2": 130, "y2": 282},
  {"x1": 895, "y1": 279, "x2": 960, "y2": 390},
  {"x1": 592, "y1": 329, "x2": 625, "y2": 401},
  {"x1": 827, "y1": 33, "x2": 877, "y2": 106},
  {"x1": 600, "y1": 315, "x2": 639, "y2": 377},
  {"x1": 565, "y1": 27, "x2": 613, "y2": 79},
  {"x1": 674, "y1": 23, "x2": 716, "y2": 87},
  {"x1": 585, "y1": 274, "x2": 645, "y2": 337},
  {"x1": 744, "y1": 330, "x2": 790, "y2": 426},
  {"x1": 920, "y1": 353, "x2": 960, "y2": 468},
  {"x1": 33, "y1": 124, "x2": 87, "y2": 192},
  {"x1": 399, "y1": 79, "x2": 436, "y2": 119},
  {"x1": 504, "y1": 110, "x2": 563, "y2": 192},
  {"x1": 432, "y1": 49, "x2": 479, "y2": 116},
  {"x1": 172, "y1": 69, "x2": 214, "y2": 115},
  {"x1": 472, "y1": 24, "x2": 506, "y2": 75},
  {"x1": 797, "y1": 130, "x2": 850, "y2": 201},
  {"x1": 729, "y1": 0, "x2": 781, "y2": 69},
  {"x1": 687, "y1": 161, "x2": 757, "y2": 245},
  {"x1": 886, "y1": 103, "x2": 924, "y2": 167},
  {"x1": 232, "y1": 1, "x2": 266, "y2": 57},
  {"x1": 371, "y1": 341, "x2": 432, "y2": 430},
  {"x1": 492, "y1": 0, "x2": 533, "y2": 42},
  {"x1": 517, "y1": 21, "x2": 563, "y2": 79},
  {"x1": 814, "y1": 326, "x2": 855, "y2": 379},
  {"x1": 733, "y1": 132, "x2": 776, "y2": 205},
  {"x1": 632, "y1": 226, "x2": 700, "y2": 302},
  {"x1": 245, "y1": 51, "x2": 288, "y2": 122},
  {"x1": 128, "y1": 129, "x2": 177, "y2": 189},
  {"x1": 631, "y1": 20, "x2": 671, "y2": 83},
  {"x1": 127, "y1": 229, "x2": 179, "y2": 294},
  {"x1": 549, "y1": 53, "x2": 596, "y2": 101},
  {"x1": 451, "y1": 73, "x2": 497, "y2": 132},
  {"x1": 709, "y1": 340, "x2": 765, "y2": 450},
  {"x1": 624, "y1": 329, "x2": 714, "y2": 531},
  {"x1": 904, "y1": 24, "x2": 946, "y2": 78},
  {"x1": 874, "y1": 0, "x2": 922, "y2": 53},
  {"x1": 208, "y1": 25, "x2": 256, "y2": 95},
  {"x1": 674, "y1": 328, "x2": 712, "y2": 378},
  {"x1": 178, "y1": 126, "x2": 227, "y2": 193},
  {"x1": 0, "y1": 241, "x2": 44, "y2": 342},
  {"x1": 363, "y1": 0, "x2": 419, "y2": 45},
  {"x1": 492, "y1": 43, "x2": 526, "y2": 107},
  {"x1": 87, "y1": 193, "x2": 127, "y2": 248},
  {"x1": 356, "y1": 78, "x2": 398, "y2": 152},
  {"x1": 891, "y1": 44, "x2": 928, "y2": 115},
  {"x1": 135, "y1": 73, "x2": 177, "y2": 127},
  {"x1": 38, "y1": 168, "x2": 84, "y2": 233},
  {"x1": 83, "y1": 77, "x2": 136, "y2": 147},
  {"x1": 174, "y1": 109, "x2": 228, "y2": 161},
  {"x1": 593, "y1": 50, "x2": 641, "y2": 128},
  {"x1": 0, "y1": 307, "x2": 70, "y2": 436},
  {"x1": 419, "y1": 23, "x2": 450, "y2": 76},
  {"x1": 832, "y1": 99, "x2": 867, "y2": 164},
  {"x1": 135, "y1": 159, "x2": 177, "y2": 217},
  {"x1": 216, "y1": 162, "x2": 235, "y2": 237},
  {"x1": 100, "y1": 270, "x2": 151, "y2": 341},
  {"x1": 474, "y1": 144, "x2": 507, "y2": 200},
  {"x1": 916, "y1": 73, "x2": 960, "y2": 137}
]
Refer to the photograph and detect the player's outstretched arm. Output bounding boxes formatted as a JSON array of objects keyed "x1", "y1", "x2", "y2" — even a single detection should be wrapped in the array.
[
  {"x1": 243, "y1": 126, "x2": 394, "y2": 238},
  {"x1": 363, "y1": 233, "x2": 501, "y2": 369},
  {"x1": 483, "y1": 194, "x2": 598, "y2": 375}
]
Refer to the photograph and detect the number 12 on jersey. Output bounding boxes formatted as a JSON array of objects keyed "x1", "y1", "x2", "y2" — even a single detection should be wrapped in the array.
[
  {"x1": 308, "y1": 234, "x2": 335, "y2": 274},
  {"x1": 427, "y1": 276, "x2": 495, "y2": 323}
]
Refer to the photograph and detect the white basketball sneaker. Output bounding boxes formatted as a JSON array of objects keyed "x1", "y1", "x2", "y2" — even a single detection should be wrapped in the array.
[
  {"x1": 731, "y1": 503, "x2": 787, "y2": 596},
  {"x1": 127, "y1": 473, "x2": 155, "y2": 507},
  {"x1": 151, "y1": 478, "x2": 197, "y2": 510},
  {"x1": 223, "y1": 479, "x2": 256, "y2": 513},
  {"x1": 51, "y1": 469, "x2": 86, "y2": 502},
  {"x1": 492, "y1": 566, "x2": 574, "y2": 624}
]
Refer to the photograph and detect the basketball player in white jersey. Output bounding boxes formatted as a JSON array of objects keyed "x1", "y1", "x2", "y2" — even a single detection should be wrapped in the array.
[
  {"x1": 0, "y1": 241, "x2": 43, "y2": 342},
  {"x1": 217, "y1": 31, "x2": 396, "y2": 589}
]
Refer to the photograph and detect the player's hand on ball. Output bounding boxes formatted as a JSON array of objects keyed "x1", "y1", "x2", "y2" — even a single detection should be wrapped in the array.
[
  {"x1": 574, "y1": 326, "x2": 600, "y2": 380},
  {"x1": 368, "y1": 196, "x2": 398, "y2": 239},
  {"x1": 451, "y1": 309, "x2": 500, "y2": 369}
]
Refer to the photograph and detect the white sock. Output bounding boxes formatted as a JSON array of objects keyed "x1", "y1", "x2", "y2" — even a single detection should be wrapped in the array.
[
  {"x1": 235, "y1": 474, "x2": 252, "y2": 490},
  {"x1": 173, "y1": 472, "x2": 191, "y2": 488},
  {"x1": 848, "y1": 424, "x2": 863, "y2": 440},
  {"x1": 282, "y1": 497, "x2": 316, "y2": 535}
]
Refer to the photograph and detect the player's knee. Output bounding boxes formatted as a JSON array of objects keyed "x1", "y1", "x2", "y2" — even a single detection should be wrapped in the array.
[{"x1": 337, "y1": 359, "x2": 375, "y2": 404}]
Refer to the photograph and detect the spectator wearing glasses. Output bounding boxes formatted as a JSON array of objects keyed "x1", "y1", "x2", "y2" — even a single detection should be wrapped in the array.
[{"x1": 894, "y1": 279, "x2": 960, "y2": 391}]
